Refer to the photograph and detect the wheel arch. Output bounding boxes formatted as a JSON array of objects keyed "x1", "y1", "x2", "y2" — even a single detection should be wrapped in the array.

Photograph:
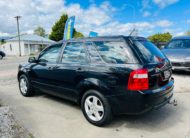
[
  {"x1": 76, "y1": 78, "x2": 109, "y2": 105},
  {"x1": 17, "y1": 71, "x2": 29, "y2": 80}
]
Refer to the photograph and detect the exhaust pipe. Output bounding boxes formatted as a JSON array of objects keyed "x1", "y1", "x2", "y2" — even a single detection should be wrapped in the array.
[{"x1": 168, "y1": 99, "x2": 177, "y2": 106}]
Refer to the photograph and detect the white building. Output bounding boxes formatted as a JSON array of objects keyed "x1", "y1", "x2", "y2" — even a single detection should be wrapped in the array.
[{"x1": 0, "y1": 34, "x2": 54, "y2": 56}]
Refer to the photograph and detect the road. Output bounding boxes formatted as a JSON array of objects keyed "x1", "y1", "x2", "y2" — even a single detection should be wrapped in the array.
[{"x1": 0, "y1": 57, "x2": 190, "y2": 138}]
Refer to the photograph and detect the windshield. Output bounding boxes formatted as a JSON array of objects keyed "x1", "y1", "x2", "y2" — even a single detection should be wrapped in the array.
[
  {"x1": 166, "y1": 39, "x2": 190, "y2": 49},
  {"x1": 134, "y1": 40, "x2": 166, "y2": 63}
]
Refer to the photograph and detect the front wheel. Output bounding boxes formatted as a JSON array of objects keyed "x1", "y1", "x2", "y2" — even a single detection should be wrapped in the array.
[
  {"x1": 19, "y1": 74, "x2": 34, "y2": 97},
  {"x1": 0, "y1": 55, "x2": 3, "y2": 60},
  {"x1": 81, "y1": 90, "x2": 112, "y2": 126}
]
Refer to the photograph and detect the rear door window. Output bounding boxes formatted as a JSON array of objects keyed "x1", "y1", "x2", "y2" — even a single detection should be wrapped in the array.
[
  {"x1": 133, "y1": 39, "x2": 166, "y2": 63},
  {"x1": 61, "y1": 42, "x2": 86, "y2": 63},
  {"x1": 93, "y1": 41, "x2": 137, "y2": 64}
]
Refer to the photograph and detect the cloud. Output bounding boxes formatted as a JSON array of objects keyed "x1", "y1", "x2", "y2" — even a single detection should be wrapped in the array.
[
  {"x1": 0, "y1": 32, "x2": 10, "y2": 37},
  {"x1": 0, "y1": 0, "x2": 65, "y2": 34},
  {"x1": 155, "y1": 20, "x2": 173, "y2": 27},
  {"x1": 143, "y1": 11, "x2": 151, "y2": 17},
  {"x1": 153, "y1": 0, "x2": 179, "y2": 8},
  {"x1": 141, "y1": 0, "x2": 152, "y2": 10},
  {"x1": 187, "y1": 20, "x2": 190, "y2": 24},
  {"x1": 175, "y1": 31, "x2": 185, "y2": 36},
  {"x1": 0, "y1": 0, "x2": 175, "y2": 37},
  {"x1": 163, "y1": 28, "x2": 184, "y2": 36},
  {"x1": 0, "y1": 0, "x2": 114, "y2": 35}
]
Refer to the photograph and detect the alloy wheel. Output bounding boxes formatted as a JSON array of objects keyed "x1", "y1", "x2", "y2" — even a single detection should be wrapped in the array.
[
  {"x1": 20, "y1": 78, "x2": 28, "y2": 94},
  {"x1": 84, "y1": 95, "x2": 104, "y2": 121}
]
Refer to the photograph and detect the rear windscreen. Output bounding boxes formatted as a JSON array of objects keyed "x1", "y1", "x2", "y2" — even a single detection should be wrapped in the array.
[
  {"x1": 133, "y1": 40, "x2": 166, "y2": 63},
  {"x1": 166, "y1": 39, "x2": 190, "y2": 49}
]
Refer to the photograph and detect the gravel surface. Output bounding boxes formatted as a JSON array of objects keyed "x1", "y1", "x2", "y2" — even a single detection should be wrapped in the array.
[{"x1": 0, "y1": 106, "x2": 32, "y2": 138}]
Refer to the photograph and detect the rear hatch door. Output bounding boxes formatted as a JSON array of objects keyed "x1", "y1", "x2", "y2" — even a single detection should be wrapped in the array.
[{"x1": 130, "y1": 37, "x2": 172, "y2": 90}]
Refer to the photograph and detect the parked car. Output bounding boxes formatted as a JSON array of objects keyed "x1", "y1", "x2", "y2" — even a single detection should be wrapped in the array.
[
  {"x1": 154, "y1": 42, "x2": 168, "y2": 49},
  {"x1": 0, "y1": 51, "x2": 6, "y2": 60},
  {"x1": 17, "y1": 36, "x2": 174, "y2": 126},
  {"x1": 162, "y1": 36, "x2": 190, "y2": 71}
]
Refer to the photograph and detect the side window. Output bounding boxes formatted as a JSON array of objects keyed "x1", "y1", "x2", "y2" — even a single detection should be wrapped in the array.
[
  {"x1": 39, "y1": 44, "x2": 62, "y2": 63},
  {"x1": 61, "y1": 42, "x2": 86, "y2": 63},
  {"x1": 94, "y1": 41, "x2": 133, "y2": 64},
  {"x1": 85, "y1": 42, "x2": 103, "y2": 64}
]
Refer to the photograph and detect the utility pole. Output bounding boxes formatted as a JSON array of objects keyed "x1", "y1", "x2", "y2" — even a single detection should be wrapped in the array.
[{"x1": 14, "y1": 16, "x2": 21, "y2": 56}]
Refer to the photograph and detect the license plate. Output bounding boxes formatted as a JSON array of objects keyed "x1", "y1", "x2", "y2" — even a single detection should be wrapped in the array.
[{"x1": 164, "y1": 70, "x2": 171, "y2": 79}]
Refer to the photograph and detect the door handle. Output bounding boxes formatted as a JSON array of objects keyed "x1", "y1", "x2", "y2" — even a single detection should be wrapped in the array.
[
  {"x1": 48, "y1": 66, "x2": 59, "y2": 70},
  {"x1": 76, "y1": 68, "x2": 84, "y2": 72},
  {"x1": 48, "y1": 66, "x2": 54, "y2": 70}
]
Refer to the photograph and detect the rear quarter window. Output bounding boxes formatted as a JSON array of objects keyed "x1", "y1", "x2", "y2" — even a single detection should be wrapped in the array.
[{"x1": 93, "y1": 41, "x2": 137, "y2": 64}]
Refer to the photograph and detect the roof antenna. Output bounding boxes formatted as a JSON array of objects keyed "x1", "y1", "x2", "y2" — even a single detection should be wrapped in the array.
[{"x1": 129, "y1": 28, "x2": 136, "y2": 36}]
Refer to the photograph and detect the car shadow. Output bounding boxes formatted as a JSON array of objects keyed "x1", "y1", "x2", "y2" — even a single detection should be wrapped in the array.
[
  {"x1": 33, "y1": 90, "x2": 180, "y2": 132},
  {"x1": 107, "y1": 104, "x2": 180, "y2": 132},
  {"x1": 34, "y1": 90, "x2": 80, "y2": 110},
  {"x1": 173, "y1": 70, "x2": 190, "y2": 76}
]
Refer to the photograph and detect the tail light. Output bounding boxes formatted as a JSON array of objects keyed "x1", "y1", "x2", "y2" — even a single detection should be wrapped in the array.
[{"x1": 128, "y1": 68, "x2": 149, "y2": 91}]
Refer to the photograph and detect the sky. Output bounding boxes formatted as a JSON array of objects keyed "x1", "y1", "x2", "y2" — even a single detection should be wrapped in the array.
[{"x1": 0, "y1": 0, "x2": 190, "y2": 37}]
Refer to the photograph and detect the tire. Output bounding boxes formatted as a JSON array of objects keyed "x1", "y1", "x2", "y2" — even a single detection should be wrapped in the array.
[
  {"x1": 81, "y1": 90, "x2": 112, "y2": 126},
  {"x1": 19, "y1": 74, "x2": 34, "y2": 97},
  {"x1": 0, "y1": 55, "x2": 3, "y2": 60}
]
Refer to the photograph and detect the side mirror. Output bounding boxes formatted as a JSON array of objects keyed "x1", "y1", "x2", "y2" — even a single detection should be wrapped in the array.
[
  {"x1": 38, "y1": 58, "x2": 48, "y2": 66},
  {"x1": 28, "y1": 57, "x2": 37, "y2": 63}
]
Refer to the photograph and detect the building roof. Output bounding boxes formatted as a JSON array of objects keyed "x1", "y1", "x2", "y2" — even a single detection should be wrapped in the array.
[
  {"x1": 0, "y1": 36, "x2": 14, "y2": 41},
  {"x1": 6, "y1": 34, "x2": 55, "y2": 43}
]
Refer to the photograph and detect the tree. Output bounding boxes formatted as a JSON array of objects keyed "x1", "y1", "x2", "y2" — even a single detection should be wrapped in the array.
[
  {"x1": 73, "y1": 29, "x2": 84, "y2": 38},
  {"x1": 184, "y1": 30, "x2": 190, "y2": 36},
  {"x1": 49, "y1": 14, "x2": 84, "y2": 41},
  {"x1": 0, "y1": 39, "x2": 5, "y2": 45},
  {"x1": 148, "y1": 32, "x2": 172, "y2": 44},
  {"x1": 34, "y1": 26, "x2": 46, "y2": 37}
]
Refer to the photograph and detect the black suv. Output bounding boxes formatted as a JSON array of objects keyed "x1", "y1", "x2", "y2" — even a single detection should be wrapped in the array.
[{"x1": 18, "y1": 36, "x2": 174, "y2": 126}]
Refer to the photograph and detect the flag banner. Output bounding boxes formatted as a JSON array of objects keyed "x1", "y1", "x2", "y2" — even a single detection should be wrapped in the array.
[
  {"x1": 89, "y1": 31, "x2": 98, "y2": 37},
  {"x1": 64, "y1": 16, "x2": 75, "y2": 40}
]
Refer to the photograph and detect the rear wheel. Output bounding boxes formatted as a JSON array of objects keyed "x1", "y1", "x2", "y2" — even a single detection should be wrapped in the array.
[
  {"x1": 81, "y1": 90, "x2": 112, "y2": 126},
  {"x1": 19, "y1": 74, "x2": 34, "y2": 97}
]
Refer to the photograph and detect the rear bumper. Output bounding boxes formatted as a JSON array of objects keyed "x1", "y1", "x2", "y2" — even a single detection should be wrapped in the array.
[{"x1": 107, "y1": 78, "x2": 174, "y2": 115}]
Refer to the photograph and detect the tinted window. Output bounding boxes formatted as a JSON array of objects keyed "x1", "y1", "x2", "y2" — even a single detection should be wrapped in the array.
[
  {"x1": 166, "y1": 39, "x2": 190, "y2": 49},
  {"x1": 85, "y1": 42, "x2": 103, "y2": 63},
  {"x1": 134, "y1": 40, "x2": 166, "y2": 63},
  {"x1": 62, "y1": 42, "x2": 86, "y2": 63},
  {"x1": 94, "y1": 41, "x2": 136, "y2": 64},
  {"x1": 39, "y1": 44, "x2": 62, "y2": 63}
]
